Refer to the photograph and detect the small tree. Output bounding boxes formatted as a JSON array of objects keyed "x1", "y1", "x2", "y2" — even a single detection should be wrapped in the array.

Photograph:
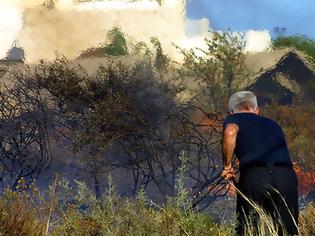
[
  {"x1": 150, "y1": 37, "x2": 170, "y2": 72},
  {"x1": 0, "y1": 67, "x2": 52, "y2": 189},
  {"x1": 104, "y1": 27, "x2": 129, "y2": 56},
  {"x1": 79, "y1": 27, "x2": 129, "y2": 58},
  {"x1": 33, "y1": 57, "x2": 223, "y2": 202},
  {"x1": 180, "y1": 31, "x2": 250, "y2": 111}
]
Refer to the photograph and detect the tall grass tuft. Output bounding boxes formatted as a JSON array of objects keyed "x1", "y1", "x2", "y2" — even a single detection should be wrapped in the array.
[
  {"x1": 227, "y1": 179, "x2": 300, "y2": 236},
  {"x1": 299, "y1": 203, "x2": 315, "y2": 236},
  {"x1": 0, "y1": 187, "x2": 46, "y2": 236}
]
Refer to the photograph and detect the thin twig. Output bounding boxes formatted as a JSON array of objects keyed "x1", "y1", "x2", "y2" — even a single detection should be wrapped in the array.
[{"x1": 45, "y1": 173, "x2": 58, "y2": 236}]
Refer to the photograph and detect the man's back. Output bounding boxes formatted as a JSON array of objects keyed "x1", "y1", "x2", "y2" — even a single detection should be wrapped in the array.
[{"x1": 224, "y1": 112, "x2": 292, "y2": 167}]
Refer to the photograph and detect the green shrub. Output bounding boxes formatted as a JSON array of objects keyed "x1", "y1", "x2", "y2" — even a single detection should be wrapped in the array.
[
  {"x1": 0, "y1": 175, "x2": 313, "y2": 235},
  {"x1": 51, "y1": 165, "x2": 231, "y2": 236},
  {"x1": 273, "y1": 35, "x2": 315, "y2": 63},
  {"x1": 51, "y1": 197, "x2": 230, "y2": 236}
]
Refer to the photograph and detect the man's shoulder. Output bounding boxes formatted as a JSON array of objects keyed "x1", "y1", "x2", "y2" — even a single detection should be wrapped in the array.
[
  {"x1": 223, "y1": 114, "x2": 240, "y2": 127},
  {"x1": 224, "y1": 113, "x2": 257, "y2": 121},
  {"x1": 224, "y1": 113, "x2": 282, "y2": 129},
  {"x1": 259, "y1": 116, "x2": 282, "y2": 128},
  {"x1": 223, "y1": 113, "x2": 257, "y2": 128}
]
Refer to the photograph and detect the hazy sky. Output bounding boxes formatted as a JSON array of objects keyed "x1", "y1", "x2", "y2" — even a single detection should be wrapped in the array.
[{"x1": 187, "y1": 0, "x2": 315, "y2": 38}]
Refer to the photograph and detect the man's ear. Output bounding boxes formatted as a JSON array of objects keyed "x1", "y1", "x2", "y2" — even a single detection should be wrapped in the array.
[
  {"x1": 230, "y1": 110, "x2": 234, "y2": 115},
  {"x1": 255, "y1": 107, "x2": 260, "y2": 114}
]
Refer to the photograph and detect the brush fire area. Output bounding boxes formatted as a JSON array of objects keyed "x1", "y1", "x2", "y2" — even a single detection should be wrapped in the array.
[{"x1": 0, "y1": 0, "x2": 314, "y2": 235}]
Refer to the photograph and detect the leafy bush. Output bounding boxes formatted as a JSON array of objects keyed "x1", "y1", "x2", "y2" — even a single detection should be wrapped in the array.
[
  {"x1": 51, "y1": 196, "x2": 230, "y2": 236},
  {"x1": 273, "y1": 35, "x2": 315, "y2": 63},
  {"x1": 179, "y1": 31, "x2": 250, "y2": 111}
]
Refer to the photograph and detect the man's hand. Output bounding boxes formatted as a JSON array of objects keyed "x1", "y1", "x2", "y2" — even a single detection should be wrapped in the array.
[{"x1": 220, "y1": 166, "x2": 235, "y2": 179}]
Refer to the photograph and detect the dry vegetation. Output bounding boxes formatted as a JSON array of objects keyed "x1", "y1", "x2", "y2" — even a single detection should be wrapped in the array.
[
  {"x1": 0, "y1": 30, "x2": 314, "y2": 235},
  {"x1": 0, "y1": 174, "x2": 313, "y2": 235}
]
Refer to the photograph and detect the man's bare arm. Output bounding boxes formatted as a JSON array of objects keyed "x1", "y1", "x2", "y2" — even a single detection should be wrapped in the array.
[{"x1": 222, "y1": 123, "x2": 239, "y2": 169}]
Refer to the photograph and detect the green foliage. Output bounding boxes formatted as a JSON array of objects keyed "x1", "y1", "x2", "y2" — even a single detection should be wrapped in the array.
[
  {"x1": 79, "y1": 27, "x2": 129, "y2": 58},
  {"x1": 273, "y1": 35, "x2": 315, "y2": 63},
  {"x1": 50, "y1": 172, "x2": 231, "y2": 236},
  {"x1": 180, "y1": 31, "x2": 250, "y2": 111},
  {"x1": 131, "y1": 37, "x2": 170, "y2": 72},
  {"x1": 52, "y1": 198, "x2": 228, "y2": 236},
  {"x1": 151, "y1": 37, "x2": 170, "y2": 72},
  {"x1": 131, "y1": 41, "x2": 152, "y2": 58},
  {"x1": 104, "y1": 27, "x2": 129, "y2": 56},
  {"x1": 79, "y1": 27, "x2": 171, "y2": 72},
  {"x1": 174, "y1": 151, "x2": 190, "y2": 211}
]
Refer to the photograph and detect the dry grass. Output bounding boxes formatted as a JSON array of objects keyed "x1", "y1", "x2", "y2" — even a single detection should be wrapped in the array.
[
  {"x1": 0, "y1": 179, "x2": 312, "y2": 235},
  {"x1": 227, "y1": 180, "x2": 299, "y2": 236},
  {"x1": 0, "y1": 189, "x2": 45, "y2": 236},
  {"x1": 299, "y1": 203, "x2": 315, "y2": 236}
]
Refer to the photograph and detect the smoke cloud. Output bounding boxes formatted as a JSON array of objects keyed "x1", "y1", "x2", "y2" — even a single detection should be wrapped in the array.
[
  {"x1": 0, "y1": 4, "x2": 22, "y2": 58},
  {"x1": 0, "y1": 0, "x2": 272, "y2": 62},
  {"x1": 2, "y1": 0, "x2": 188, "y2": 62},
  {"x1": 244, "y1": 30, "x2": 271, "y2": 53}
]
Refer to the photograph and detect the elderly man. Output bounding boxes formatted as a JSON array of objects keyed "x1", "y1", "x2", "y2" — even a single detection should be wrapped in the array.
[{"x1": 221, "y1": 91, "x2": 299, "y2": 235}]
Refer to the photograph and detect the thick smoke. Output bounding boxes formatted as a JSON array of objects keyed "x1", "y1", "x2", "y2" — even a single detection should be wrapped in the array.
[
  {"x1": 0, "y1": 0, "x2": 271, "y2": 62},
  {"x1": 244, "y1": 30, "x2": 271, "y2": 52},
  {"x1": 3, "y1": 0, "x2": 188, "y2": 62},
  {"x1": 0, "y1": 3, "x2": 22, "y2": 58}
]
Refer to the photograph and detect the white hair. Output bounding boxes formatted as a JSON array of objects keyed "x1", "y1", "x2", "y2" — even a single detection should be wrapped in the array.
[{"x1": 228, "y1": 91, "x2": 258, "y2": 113}]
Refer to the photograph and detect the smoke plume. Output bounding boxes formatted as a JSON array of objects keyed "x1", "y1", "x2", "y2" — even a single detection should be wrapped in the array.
[{"x1": 0, "y1": 0, "x2": 271, "y2": 62}]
